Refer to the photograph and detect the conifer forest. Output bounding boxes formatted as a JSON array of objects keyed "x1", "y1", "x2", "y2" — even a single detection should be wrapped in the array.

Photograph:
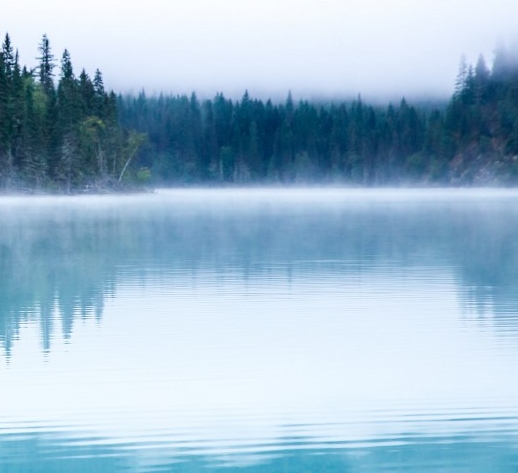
[{"x1": 1, "y1": 32, "x2": 518, "y2": 191}]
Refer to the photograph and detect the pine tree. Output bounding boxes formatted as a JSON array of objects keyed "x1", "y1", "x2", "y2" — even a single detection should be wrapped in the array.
[
  {"x1": 473, "y1": 54, "x2": 490, "y2": 103},
  {"x1": 454, "y1": 55, "x2": 468, "y2": 96},
  {"x1": 78, "y1": 69, "x2": 95, "y2": 114},
  {"x1": 57, "y1": 49, "x2": 81, "y2": 132},
  {"x1": 56, "y1": 49, "x2": 81, "y2": 190},
  {"x1": 93, "y1": 68, "x2": 106, "y2": 117},
  {"x1": 0, "y1": 52, "x2": 9, "y2": 185},
  {"x1": 2, "y1": 34, "x2": 15, "y2": 81},
  {"x1": 37, "y1": 34, "x2": 55, "y2": 95}
]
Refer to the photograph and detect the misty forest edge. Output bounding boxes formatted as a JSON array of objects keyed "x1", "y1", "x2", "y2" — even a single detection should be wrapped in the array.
[{"x1": 1, "y1": 33, "x2": 518, "y2": 192}]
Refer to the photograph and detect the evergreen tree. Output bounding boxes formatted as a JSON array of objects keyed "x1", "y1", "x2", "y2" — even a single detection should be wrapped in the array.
[
  {"x1": 2, "y1": 34, "x2": 15, "y2": 81},
  {"x1": 37, "y1": 34, "x2": 55, "y2": 95},
  {"x1": 0, "y1": 52, "x2": 9, "y2": 185}
]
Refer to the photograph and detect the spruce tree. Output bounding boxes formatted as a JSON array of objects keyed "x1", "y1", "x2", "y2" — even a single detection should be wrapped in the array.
[
  {"x1": 37, "y1": 34, "x2": 55, "y2": 95},
  {"x1": 2, "y1": 34, "x2": 14, "y2": 81}
]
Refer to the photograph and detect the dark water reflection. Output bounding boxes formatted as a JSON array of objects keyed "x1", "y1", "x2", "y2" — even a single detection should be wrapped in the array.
[{"x1": 1, "y1": 189, "x2": 518, "y2": 471}]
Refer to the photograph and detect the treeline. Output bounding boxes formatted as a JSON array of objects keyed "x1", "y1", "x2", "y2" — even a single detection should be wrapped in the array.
[
  {"x1": 2, "y1": 31, "x2": 518, "y2": 190},
  {"x1": 119, "y1": 46, "x2": 518, "y2": 185},
  {"x1": 0, "y1": 33, "x2": 145, "y2": 192}
]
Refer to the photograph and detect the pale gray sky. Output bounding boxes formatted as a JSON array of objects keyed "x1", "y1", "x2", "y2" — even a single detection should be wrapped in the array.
[{"x1": 2, "y1": 0, "x2": 518, "y2": 100}]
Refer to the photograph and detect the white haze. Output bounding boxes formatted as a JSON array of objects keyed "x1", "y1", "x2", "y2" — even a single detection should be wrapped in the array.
[{"x1": 3, "y1": 0, "x2": 518, "y2": 100}]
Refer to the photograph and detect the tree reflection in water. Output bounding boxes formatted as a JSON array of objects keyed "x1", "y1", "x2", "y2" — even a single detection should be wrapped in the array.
[{"x1": 2, "y1": 191, "x2": 518, "y2": 357}]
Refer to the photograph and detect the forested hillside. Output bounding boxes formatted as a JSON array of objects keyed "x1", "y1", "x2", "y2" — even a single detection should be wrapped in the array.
[{"x1": 1, "y1": 31, "x2": 518, "y2": 191}]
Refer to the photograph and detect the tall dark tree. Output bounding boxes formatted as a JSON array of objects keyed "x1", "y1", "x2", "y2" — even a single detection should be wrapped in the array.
[
  {"x1": 37, "y1": 34, "x2": 55, "y2": 95},
  {"x1": 2, "y1": 34, "x2": 15, "y2": 80},
  {"x1": 0, "y1": 52, "x2": 10, "y2": 185}
]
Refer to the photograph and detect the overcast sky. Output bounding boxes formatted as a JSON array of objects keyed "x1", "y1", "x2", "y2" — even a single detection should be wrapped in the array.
[{"x1": 3, "y1": 0, "x2": 518, "y2": 101}]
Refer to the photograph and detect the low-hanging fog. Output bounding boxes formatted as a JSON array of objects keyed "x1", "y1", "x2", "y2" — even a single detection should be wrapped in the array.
[{"x1": 3, "y1": 0, "x2": 518, "y2": 100}]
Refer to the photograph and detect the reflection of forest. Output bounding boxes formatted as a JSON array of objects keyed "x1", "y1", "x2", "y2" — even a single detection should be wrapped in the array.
[
  {"x1": 1, "y1": 196, "x2": 518, "y2": 355},
  {"x1": 0, "y1": 209, "x2": 118, "y2": 355}
]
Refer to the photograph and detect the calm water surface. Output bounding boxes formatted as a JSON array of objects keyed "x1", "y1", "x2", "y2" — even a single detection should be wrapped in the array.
[{"x1": 1, "y1": 189, "x2": 518, "y2": 472}]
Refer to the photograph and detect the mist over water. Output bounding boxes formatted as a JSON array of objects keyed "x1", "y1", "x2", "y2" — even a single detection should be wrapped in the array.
[{"x1": 1, "y1": 189, "x2": 518, "y2": 471}]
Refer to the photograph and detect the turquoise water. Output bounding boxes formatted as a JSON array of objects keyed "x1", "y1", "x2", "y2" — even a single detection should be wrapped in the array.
[{"x1": 1, "y1": 189, "x2": 518, "y2": 472}]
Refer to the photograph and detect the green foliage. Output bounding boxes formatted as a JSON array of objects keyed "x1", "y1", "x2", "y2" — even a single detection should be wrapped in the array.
[
  {"x1": 2, "y1": 31, "x2": 518, "y2": 188},
  {"x1": 117, "y1": 44, "x2": 518, "y2": 186},
  {"x1": 136, "y1": 167, "x2": 151, "y2": 183},
  {"x1": 37, "y1": 34, "x2": 54, "y2": 95},
  {"x1": 405, "y1": 152, "x2": 427, "y2": 178},
  {"x1": 0, "y1": 32, "x2": 145, "y2": 192}
]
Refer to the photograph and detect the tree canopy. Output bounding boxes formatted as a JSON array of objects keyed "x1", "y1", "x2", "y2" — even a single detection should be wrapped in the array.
[
  {"x1": 118, "y1": 46, "x2": 518, "y2": 186},
  {"x1": 0, "y1": 33, "x2": 146, "y2": 192},
  {"x1": 1, "y1": 32, "x2": 518, "y2": 191}
]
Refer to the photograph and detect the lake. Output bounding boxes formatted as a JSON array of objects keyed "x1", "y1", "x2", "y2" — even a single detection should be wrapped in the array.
[{"x1": 1, "y1": 188, "x2": 518, "y2": 472}]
